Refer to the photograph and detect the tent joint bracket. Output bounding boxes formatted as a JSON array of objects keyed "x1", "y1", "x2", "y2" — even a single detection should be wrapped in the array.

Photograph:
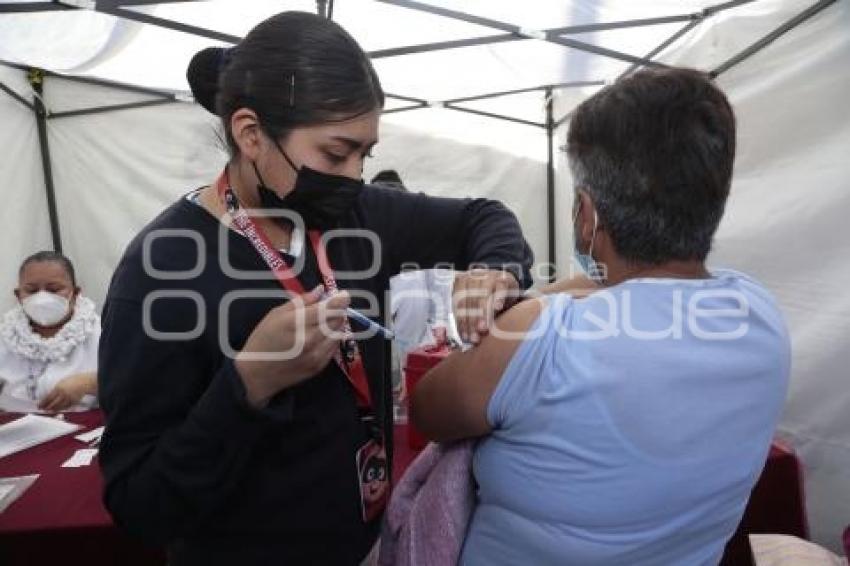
[
  {"x1": 518, "y1": 27, "x2": 547, "y2": 41},
  {"x1": 57, "y1": 0, "x2": 96, "y2": 9}
]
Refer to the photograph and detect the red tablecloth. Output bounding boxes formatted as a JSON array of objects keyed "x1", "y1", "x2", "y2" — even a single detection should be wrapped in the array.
[
  {"x1": 392, "y1": 422, "x2": 419, "y2": 483},
  {"x1": 721, "y1": 443, "x2": 808, "y2": 565},
  {"x1": 0, "y1": 410, "x2": 164, "y2": 566},
  {"x1": 0, "y1": 418, "x2": 416, "y2": 566}
]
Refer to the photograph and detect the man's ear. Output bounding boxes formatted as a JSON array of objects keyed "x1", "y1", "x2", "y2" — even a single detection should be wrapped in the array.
[
  {"x1": 577, "y1": 191, "x2": 597, "y2": 244},
  {"x1": 13, "y1": 288, "x2": 20, "y2": 302},
  {"x1": 230, "y1": 108, "x2": 263, "y2": 161}
]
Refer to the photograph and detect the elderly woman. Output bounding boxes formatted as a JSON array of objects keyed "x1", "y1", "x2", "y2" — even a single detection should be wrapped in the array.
[
  {"x1": 411, "y1": 68, "x2": 790, "y2": 565},
  {"x1": 0, "y1": 251, "x2": 99, "y2": 412}
]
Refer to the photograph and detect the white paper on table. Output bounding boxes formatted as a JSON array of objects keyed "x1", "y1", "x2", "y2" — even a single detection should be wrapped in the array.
[
  {"x1": 0, "y1": 392, "x2": 93, "y2": 414},
  {"x1": 0, "y1": 483, "x2": 15, "y2": 500},
  {"x1": 61, "y1": 448, "x2": 98, "y2": 468},
  {"x1": 0, "y1": 393, "x2": 42, "y2": 414},
  {"x1": 0, "y1": 474, "x2": 39, "y2": 513},
  {"x1": 74, "y1": 426, "x2": 104, "y2": 444},
  {"x1": 0, "y1": 414, "x2": 82, "y2": 460}
]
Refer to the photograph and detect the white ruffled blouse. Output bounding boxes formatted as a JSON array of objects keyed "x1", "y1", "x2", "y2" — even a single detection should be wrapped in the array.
[{"x1": 0, "y1": 296, "x2": 100, "y2": 412}]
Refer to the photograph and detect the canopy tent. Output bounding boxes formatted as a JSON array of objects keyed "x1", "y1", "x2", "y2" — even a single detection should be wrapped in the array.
[{"x1": 1, "y1": 0, "x2": 848, "y2": 553}]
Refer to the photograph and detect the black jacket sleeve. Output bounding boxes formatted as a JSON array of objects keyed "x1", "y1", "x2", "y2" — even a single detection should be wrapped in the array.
[{"x1": 357, "y1": 186, "x2": 535, "y2": 288}]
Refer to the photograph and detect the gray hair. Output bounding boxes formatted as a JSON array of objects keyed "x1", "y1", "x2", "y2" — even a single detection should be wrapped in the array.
[{"x1": 567, "y1": 67, "x2": 736, "y2": 265}]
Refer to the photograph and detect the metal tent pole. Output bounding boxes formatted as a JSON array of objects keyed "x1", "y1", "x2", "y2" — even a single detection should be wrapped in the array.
[
  {"x1": 445, "y1": 81, "x2": 604, "y2": 105},
  {"x1": 27, "y1": 69, "x2": 63, "y2": 253},
  {"x1": 95, "y1": 6, "x2": 239, "y2": 44},
  {"x1": 316, "y1": 0, "x2": 328, "y2": 18},
  {"x1": 0, "y1": 60, "x2": 181, "y2": 118},
  {"x1": 50, "y1": 98, "x2": 179, "y2": 119},
  {"x1": 545, "y1": 88, "x2": 556, "y2": 282},
  {"x1": 619, "y1": 18, "x2": 704, "y2": 78},
  {"x1": 375, "y1": 0, "x2": 663, "y2": 69},
  {"x1": 0, "y1": 80, "x2": 35, "y2": 111},
  {"x1": 0, "y1": 60, "x2": 178, "y2": 99},
  {"x1": 368, "y1": 14, "x2": 699, "y2": 60},
  {"x1": 0, "y1": 0, "x2": 198, "y2": 13},
  {"x1": 711, "y1": 0, "x2": 838, "y2": 77},
  {"x1": 442, "y1": 104, "x2": 545, "y2": 129}
]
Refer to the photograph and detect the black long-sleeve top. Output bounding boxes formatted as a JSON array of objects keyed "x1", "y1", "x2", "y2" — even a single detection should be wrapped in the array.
[{"x1": 98, "y1": 184, "x2": 533, "y2": 565}]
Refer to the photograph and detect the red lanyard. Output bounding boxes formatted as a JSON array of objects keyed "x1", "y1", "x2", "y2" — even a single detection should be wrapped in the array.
[{"x1": 214, "y1": 169, "x2": 373, "y2": 410}]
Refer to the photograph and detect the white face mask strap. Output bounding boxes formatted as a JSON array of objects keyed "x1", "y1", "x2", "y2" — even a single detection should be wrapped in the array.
[
  {"x1": 574, "y1": 195, "x2": 599, "y2": 257},
  {"x1": 588, "y1": 210, "x2": 599, "y2": 257}
]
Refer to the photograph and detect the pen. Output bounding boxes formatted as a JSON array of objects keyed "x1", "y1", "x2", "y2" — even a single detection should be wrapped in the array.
[
  {"x1": 319, "y1": 291, "x2": 394, "y2": 340},
  {"x1": 345, "y1": 307, "x2": 395, "y2": 340}
]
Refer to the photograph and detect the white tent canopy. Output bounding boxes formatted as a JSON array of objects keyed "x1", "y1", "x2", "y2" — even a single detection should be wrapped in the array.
[{"x1": 1, "y1": 0, "x2": 848, "y2": 553}]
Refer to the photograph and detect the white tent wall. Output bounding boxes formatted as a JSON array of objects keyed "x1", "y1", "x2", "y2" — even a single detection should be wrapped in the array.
[
  {"x1": 368, "y1": 114, "x2": 548, "y2": 275},
  {"x1": 0, "y1": 65, "x2": 53, "y2": 300},
  {"x1": 687, "y1": 3, "x2": 850, "y2": 550},
  {"x1": 46, "y1": 100, "x2": 225, "y2": 311},
  {"x1": 0, "y1": 74, "x2": 550, "y2": 311}
]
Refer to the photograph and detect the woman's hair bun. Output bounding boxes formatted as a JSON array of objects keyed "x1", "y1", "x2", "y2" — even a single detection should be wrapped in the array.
[{"x1": 187, "y1": 47, "x2": 231, "y2": 115}]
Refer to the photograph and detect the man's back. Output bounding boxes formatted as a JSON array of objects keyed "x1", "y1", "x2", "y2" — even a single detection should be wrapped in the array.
[{"x1": 462, "y1": 270, "x2": 790, "y2": 565}]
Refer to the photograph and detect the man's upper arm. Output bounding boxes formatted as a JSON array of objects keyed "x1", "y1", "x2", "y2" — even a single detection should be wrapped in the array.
[{"x1": 410, "y1": 298, "x2": 545, "y2": 442}]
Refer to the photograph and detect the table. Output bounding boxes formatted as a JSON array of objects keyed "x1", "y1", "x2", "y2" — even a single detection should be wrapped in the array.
[
  {"x1": 0, "y1": 416, "x2": 419, "y2": 566},
  {"x1": 392, "y1": 421, "x2": 420, "y2": 483},
  {"x1": 0, "y1": 410, "x2": 164, "y2": 566},
  {"x1": 721, "y1": 442, "x2": 808, "y2": 565}
]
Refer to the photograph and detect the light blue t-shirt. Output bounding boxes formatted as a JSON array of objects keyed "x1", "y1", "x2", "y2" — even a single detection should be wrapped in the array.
[{"x1": 461, "y1": 270, "x2": 790, "y2": 566}]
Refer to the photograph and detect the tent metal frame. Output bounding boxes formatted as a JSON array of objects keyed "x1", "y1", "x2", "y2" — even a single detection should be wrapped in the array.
[
  {"x1": 29, "y1": 69, "x2": 63, "y2": 253},
  {"x1": 0, "y1": 58, "x2": 182, "y2": 253},
  {"x1": 0, "y1": 0, "x2": 838, "y2": 277}
]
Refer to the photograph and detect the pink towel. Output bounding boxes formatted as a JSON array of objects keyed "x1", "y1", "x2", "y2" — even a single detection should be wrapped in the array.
[{"x1": 379, "y1": 440, "x2": 475, "y2": 566}]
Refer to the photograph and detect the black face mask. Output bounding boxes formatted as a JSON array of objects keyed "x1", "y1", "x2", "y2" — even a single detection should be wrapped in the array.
[{"x1": 254, "y1": 142, "x2": 363, "y2": 229}]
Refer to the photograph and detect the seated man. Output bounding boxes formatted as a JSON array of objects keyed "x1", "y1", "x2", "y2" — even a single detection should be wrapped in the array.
[{"x1": 411, "y1": 67, "x2": 790, "y2": 566}]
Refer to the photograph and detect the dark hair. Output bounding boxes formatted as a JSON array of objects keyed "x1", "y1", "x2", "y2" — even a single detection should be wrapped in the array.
[
  {"x1": 187, "y1": 11, "x2": 384, "y2": 154},
  {"x1": 567, "y1": 67, "x2": 736, "y2": 264},
  {"x1": 19, "y1": 251, "x2": 77, "y2": 287},
  {"x1": 371, "y1": 169, "x2": 407, "y2": 191}
]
